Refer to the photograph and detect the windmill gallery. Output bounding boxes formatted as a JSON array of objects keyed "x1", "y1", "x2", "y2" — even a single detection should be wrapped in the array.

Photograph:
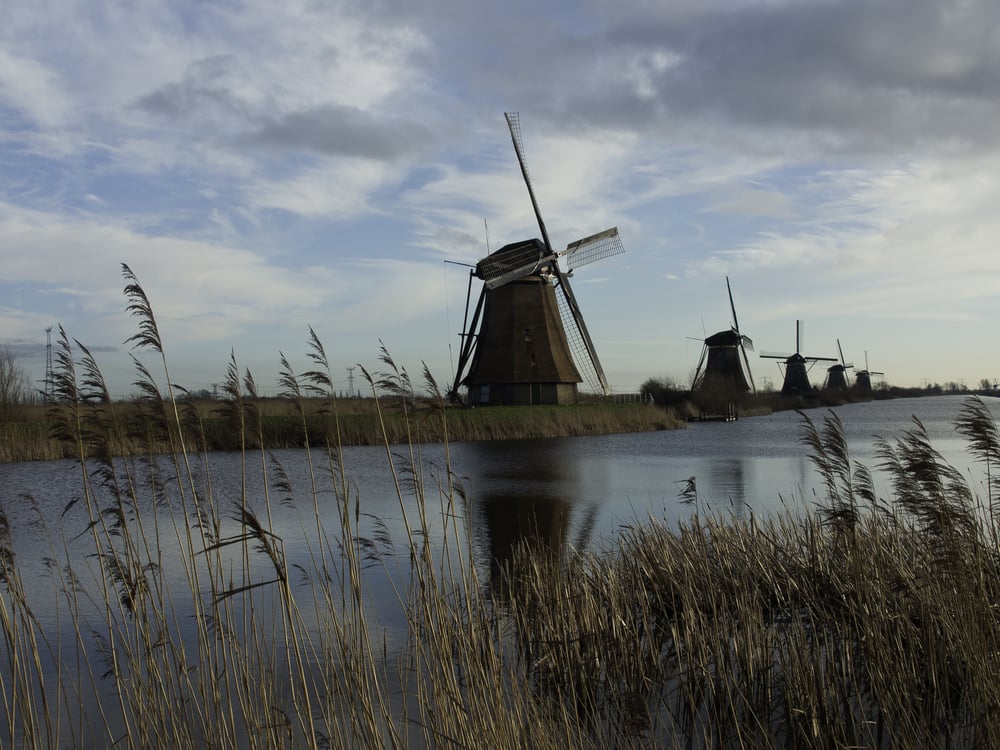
[{"x1": 447, "y1": 113, "x2": 883, "y2": 407}]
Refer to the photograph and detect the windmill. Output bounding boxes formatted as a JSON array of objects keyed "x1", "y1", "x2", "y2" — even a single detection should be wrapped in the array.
[
  {"x1": 691, "y1": 276, "x2": 755, "y2": 394},
  {"x1": 823, "y1": 339, "x2": 854, "y2": 391},
  {"x1": 760, "y1": 321, "x2": 838, "y2": 395},
  {"x1": 854, "y1": 351, "x2": 884, "y2": 393},
  {"x1": 449, "y1": 112, "x2": 625, "y2": 406}
]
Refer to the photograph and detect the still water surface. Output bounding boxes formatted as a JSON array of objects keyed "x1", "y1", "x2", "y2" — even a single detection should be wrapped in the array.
[{"x1": 3, "y1": 395, "x2": 999, "y2": 581}]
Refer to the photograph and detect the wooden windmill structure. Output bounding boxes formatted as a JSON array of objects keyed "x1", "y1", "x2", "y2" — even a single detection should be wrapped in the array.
[
  {"x1": 449, "y1": 113, "x2": 624, "y2": 406},
  {"x1": 854, "y1": 351, "x2": 884, "y2": 393},
  {"x1": 823, "y1": 339, "x2": 853, "y2": 391},
  {"x1": 761, "y1": 321, "x2": 837, "y2": 395},
  {"x1": 691, "y1": 276, "x2": 755, "y2": 394}
]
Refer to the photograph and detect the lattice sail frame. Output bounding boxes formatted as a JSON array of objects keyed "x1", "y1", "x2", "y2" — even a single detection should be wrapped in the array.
[{"x1": 562, "y1": 227, "x2": 624, "y2": 271}]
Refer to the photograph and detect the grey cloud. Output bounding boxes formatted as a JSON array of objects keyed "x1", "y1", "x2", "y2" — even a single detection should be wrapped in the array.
[
  {"x1": 133, "y1": 54, "x2": 432, "y2": 161},
  {"x1": 3, "y1": 340, "x2": 47, "y2": 359},
  {"x1": 135, "y1": 55, "x2": 255, "y2": 123},
  {"x1": 598, "y1": 0, "x2": 1000, "y2": 151},
  {"x1": 243, "y1": 105, "x2": 432, "y2": 160},
  {"x1": 402, "y1": 0, "x2": 1000, "y2": 156}
]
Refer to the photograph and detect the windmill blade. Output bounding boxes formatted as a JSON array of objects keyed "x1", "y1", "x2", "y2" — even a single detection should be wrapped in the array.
[
  {"x1": 740, "y1": 334, "x2": 754, "y2": 352},
  {"x1": 740, "y1": 341, "x2": 756, "y2": 394},
  {"x1": 692, "y1": 344, "x2": 708, "y2": 389},
  {"x1": 727, "y1": 276, "x2": 741, "y2": 333},
  {"x1": 837, "y1": 339, "x2": 846, "y2": 369},
  {"x1": 551, "y1": 265, "x2": 610, "y2": 394},
  {"x1": 760, "y1": 351, "x2": 793, "y2": 359},
  {"x1": 562, "y1": 227, "x2": 625, "y2": 271},
  {"x1": 450, "y1": 280, "x2": 487, "y2": 401},
  {"x1": 505, "y1": 112, "x2": 555, "y2": 255}
]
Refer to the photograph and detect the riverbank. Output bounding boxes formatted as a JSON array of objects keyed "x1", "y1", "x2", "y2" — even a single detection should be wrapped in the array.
[
  {"x1": 2, "y1": 384, "x2": 966, "y2": 464},
  {"x1": 0, "y1": 398, "x2": 685, "y2": 463}
]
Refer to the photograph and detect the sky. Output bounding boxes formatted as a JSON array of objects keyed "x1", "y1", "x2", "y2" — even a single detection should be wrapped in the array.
[{"x1": 3, "y1": 0, "x2": 1000, "y2": 399}]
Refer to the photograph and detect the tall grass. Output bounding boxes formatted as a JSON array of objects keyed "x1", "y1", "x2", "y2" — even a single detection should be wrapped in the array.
[{"x1": 2, "y1": 265, "x2": 1000, "y2": 747}]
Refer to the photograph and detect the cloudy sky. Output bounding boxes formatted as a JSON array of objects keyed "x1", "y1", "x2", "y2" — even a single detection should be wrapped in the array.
[{"x1": 2, "y1": 0, "x2": 999, "y2": 398}]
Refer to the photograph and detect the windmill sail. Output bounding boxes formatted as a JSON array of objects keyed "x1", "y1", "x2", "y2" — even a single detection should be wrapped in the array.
[
  {"x1": 551, "y1": 267, "x2": 608, "y2": 394},
  {"x1": 562, "y1": 227, "x2": 624, "y2": 271},
  {"x1": 506, "y1": 112, "x2": 554, "y2": 254}
]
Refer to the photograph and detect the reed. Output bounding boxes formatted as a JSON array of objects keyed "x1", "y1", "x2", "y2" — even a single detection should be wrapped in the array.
[{"x1": 3, "y1": 266, "x2": 1000, "y2": 747}]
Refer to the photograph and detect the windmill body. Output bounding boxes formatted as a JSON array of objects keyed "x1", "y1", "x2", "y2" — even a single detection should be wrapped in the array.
[
  {"x1": 692, "y1": 277, "x2": 755, "y2": 395},
  {"x1": 779, "y1": 354, "x2": 815, "y2": 394},
  {"x1": 760, "y1": 321, "x2": 837, "y2": 395},
  {"x1": 700, "y1": 330, "x2": 753, "y2": 392},
  {"x1": 854, "y1": 351, "x2": 884, "y2": 393},
  {"x1": 823, "y1": 339, "x2": 854, "y2": 391},
  {"x1": 462, "y1": 241, "x2": 581, "y2": 406},
  {"x1": 824, "y1": 364, "x2": 851, "y2": 391},
  {"x1": 450, "y1": 113, "x2": 624, "y2": 406}
]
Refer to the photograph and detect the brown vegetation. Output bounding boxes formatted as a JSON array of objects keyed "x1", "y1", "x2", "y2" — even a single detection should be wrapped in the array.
[{"x1": 0, "y1": 397, "x2": 680, "y2": 463}]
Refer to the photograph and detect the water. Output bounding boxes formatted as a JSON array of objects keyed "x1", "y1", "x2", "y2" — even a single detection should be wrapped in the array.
[
  {"x1": 3, "y1": 395, "x2": 998, "y2": 589},
  {"x1": 1, "y1": 394, "x2": 998, "y2": 743}
]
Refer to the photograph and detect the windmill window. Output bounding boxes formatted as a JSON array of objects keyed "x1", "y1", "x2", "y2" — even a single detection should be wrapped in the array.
[{"x1": 523, "y1": 328, "x2": 532, "y2": 342}]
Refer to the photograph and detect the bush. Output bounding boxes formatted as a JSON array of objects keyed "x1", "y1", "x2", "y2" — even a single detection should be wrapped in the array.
[{"x1": 0, "y1": 345, "x2": 31, "y2": 422}]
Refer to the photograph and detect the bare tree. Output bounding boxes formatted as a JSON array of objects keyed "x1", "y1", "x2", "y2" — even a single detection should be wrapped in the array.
[{"x1": 0, "y1": 345, "x2": 31, "y2": 421}]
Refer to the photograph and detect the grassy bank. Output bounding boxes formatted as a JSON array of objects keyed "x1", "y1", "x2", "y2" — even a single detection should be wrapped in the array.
[
  {"x1": 0, "y1": 398, "x2": 680, "y2": 463},
  {"x1": 4, "y1": 265, "x2": 1000, "y2": 747}
]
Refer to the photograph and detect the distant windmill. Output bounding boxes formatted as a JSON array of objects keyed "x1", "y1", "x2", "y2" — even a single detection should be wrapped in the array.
[
  {"x1": 761, "y1": 321, "x2": 838, "y2": 395},
  {"x1": 854, "y1": 351, "x2": 884, "y2": 393},
  {"x1": 823, "y1": 339, "x2": 854, "y2": 391},
  {"x1": 691, "y1": 277, "x2": 755, "y2": 394},
  {"x1": 449, "y1": 112, "x2": 625, "y2": 406}
]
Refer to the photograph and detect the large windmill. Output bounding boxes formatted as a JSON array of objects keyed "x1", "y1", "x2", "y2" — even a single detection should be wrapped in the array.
[
  {"x1": 449, "y1": 113, "x2": 625, "y2": 406},
  {"x1": 761, "y1": 321, "x2": 838, "y2": 395},
  {"x1": 691, "y1": 277, "x2": 755, "y2": 394},
  {"x1": 854, "y1": 351, "x2": 884, "y2": 393},
  {"x1": 823, "y1": 339, "x2": 854, "y2": 391}
]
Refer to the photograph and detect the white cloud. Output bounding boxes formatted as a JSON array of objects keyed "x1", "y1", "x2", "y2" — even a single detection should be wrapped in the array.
[{"x1": 0, "y1": 48, "x2": 69, "y2": 128}]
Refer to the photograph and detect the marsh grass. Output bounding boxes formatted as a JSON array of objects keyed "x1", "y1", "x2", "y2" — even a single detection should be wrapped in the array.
[
  {"x1": 3, "y1": 265, "x2": 1000, "y2": 747},
  {"x1": 1, "y1": 395, "x2": 680, "y2": 463}
]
